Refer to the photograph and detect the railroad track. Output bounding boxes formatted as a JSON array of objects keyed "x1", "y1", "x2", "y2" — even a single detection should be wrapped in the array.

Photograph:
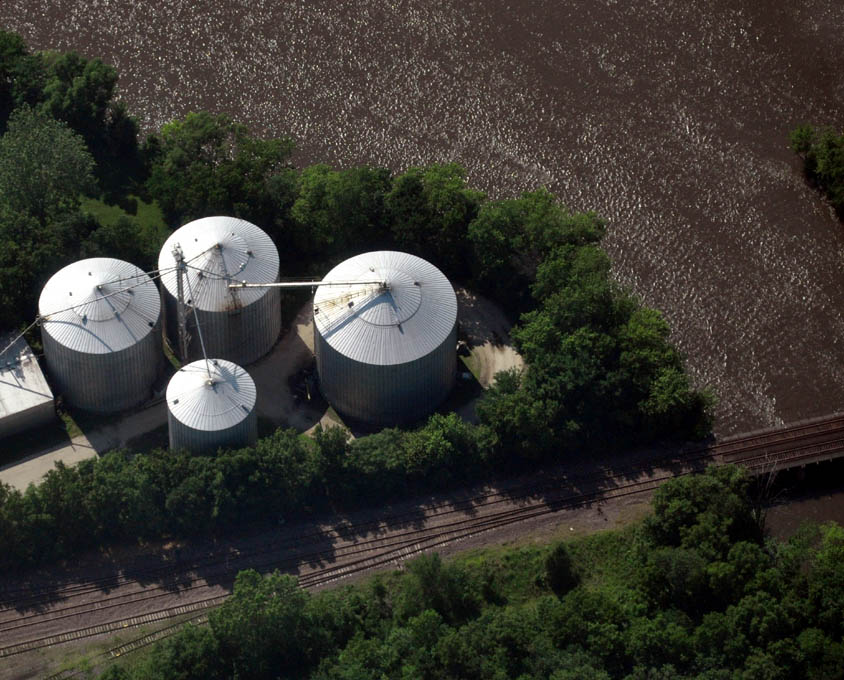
[{"x1": 5, "y1": 412, "x2": 844, "y2": 668}]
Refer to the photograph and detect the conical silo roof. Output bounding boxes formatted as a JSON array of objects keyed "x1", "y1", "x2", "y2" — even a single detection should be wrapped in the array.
[
  {"x1": 166, "y1": 359, "x2": 256, "y2": 432},
  {"x1": 313, "y1": 251, "x2": 457, "y2": 366},
  {"x1": 158, "y1": 216, "x2": 279, "y2": 312},
  {"x1": 38, "y1": 258, "x2": 160, "y2": 354}
]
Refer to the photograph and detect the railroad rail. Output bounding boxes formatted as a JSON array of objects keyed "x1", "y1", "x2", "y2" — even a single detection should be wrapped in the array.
[{"x1": 5, "y1": 411, "x2": 844, "y2": 674}]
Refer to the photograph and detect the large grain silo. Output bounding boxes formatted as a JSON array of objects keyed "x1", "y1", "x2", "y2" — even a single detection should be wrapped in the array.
[
  {"x1": 38, "y1": 258, "x2": 162, "y2": 413},
  {"x1": 158, "y1": 216, "x2": 280, "y2": 366},
  {"x1": 313, "y1": 251, "x2": 457, "y2": 425},
  {"x1": 166, "y1": 358, "x2": 257, "y2": 453}
]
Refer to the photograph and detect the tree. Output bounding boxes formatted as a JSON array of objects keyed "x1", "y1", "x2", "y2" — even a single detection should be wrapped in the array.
[
  {"x1": 0, "y1": 31, "x2": 30, "y2": 131},
  {"x1": 0, "y1": 106, "x2": 95, "y2": 224},
  {"x1": 790, "y1": 124, "x2": 844, "y2": 218},
  {"x1": 626, "y1": 613, "x2": 693, "y2": 670},
  {"x1": 393, "y1": 553, "x2": 481, "y2": 625},
  {"x1": 290, "y1": 165, "x2": 391, "y2": 259},
  {"x1": 643, "y1": 466, "x2": 762, "y2": 562},
  {"x1": 468, "y1": 189, "x2": 605, "y2": 309},
  {"x1": 40, "y1": 52, "x2": 117, "y2": 148},
  {"x1": 210, "y1": 570, "x2": 314, "y2": 679},
  {"x1": 0, "y1": 206, "x2": 96, "y2": 328},
  {"x1": 545, "y1": 542, "x2": 579, "y2": 597},
  {"x1": 0, "y1": 482, "x2": 28, "y2": 571},
  {"x1": 141, "y1": 624, "x2": 224, "y2": 680},
  {"x1": 37, "y1": 51, "x2": 142, "y2": 192},
  {"x1": 476, "y1": 366, "x2": 559, "y2": 459},
  {"x1": 385, "y1": 163, "x2": 483, "y2": 274},
  {"x1": 80, "y1": 214, "x2": 167, "y2": 272},
  {"x1": 807, "y1": 523, "x2": 844, "y2": 638},
  {"x1": 144, "y1": 111, "x2": 295, "y2": 227},
  {"x1": 541, "y1": 589, "x2": 630, "y2": 675},
  {"x1": 0, "y1": 31, "x2": 47, "y2": 132},
  {"x1": 640, "y1": 547, "x2": 708, "y2": 615}
]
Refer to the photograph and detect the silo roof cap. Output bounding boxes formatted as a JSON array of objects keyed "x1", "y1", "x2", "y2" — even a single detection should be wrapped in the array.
[
  {"x1": 38, "y1": 258, "x2": 160, "y2": 354},
  {"x1": 158, "y1": 216, "x2": 279, "y2": 312},
  {"x1": 313, "y1": 251, "x2": 457, "y2": 365},
  {"x1": 166, "y1": 358, "x2": 256, "y2": 431}
]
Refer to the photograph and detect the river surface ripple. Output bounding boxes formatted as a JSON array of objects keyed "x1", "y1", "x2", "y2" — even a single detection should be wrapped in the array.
[{"x1": 2, "y1": 0, "x2": 843, "y2": 436}]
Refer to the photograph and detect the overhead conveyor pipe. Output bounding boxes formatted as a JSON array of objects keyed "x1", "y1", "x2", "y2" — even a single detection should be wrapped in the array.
[{"x1": 228, "y1": 280, "x2": 386, "y2": 289}]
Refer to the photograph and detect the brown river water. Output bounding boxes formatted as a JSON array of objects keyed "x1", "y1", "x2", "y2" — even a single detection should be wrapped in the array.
[{"x1": 2, "y1": 0, "x2": 843, "y2": 437}]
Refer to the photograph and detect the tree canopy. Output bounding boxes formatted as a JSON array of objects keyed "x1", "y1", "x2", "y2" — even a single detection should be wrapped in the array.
[
  {"x1": 791, "y1": 124, "x2": 844, "y2": 219},
  {"x1": 144, "y1": 111, "x2": 296, "y2": 228}
]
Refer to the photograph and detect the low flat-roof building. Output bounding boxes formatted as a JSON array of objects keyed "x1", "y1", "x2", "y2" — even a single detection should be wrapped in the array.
[{"x1": 0, "y1": 333, "x2": 55, "y2": 438}]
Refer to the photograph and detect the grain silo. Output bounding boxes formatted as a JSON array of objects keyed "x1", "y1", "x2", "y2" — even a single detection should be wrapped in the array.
[
  {"x1": 166, "y1": 358, "x2": 257, "y2": 453},
  {"x1": 313, "y1": 251, "x2": 457, "y2": 425},
  {"x1": 38, "y1": 258, "x2": 162, "y2": 413},
  {"x1": 158, "y1": 216, "x2": 280, "y2": 366}
]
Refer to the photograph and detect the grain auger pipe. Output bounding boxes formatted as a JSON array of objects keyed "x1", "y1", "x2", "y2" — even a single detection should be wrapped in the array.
[{"x1": 228, "y1": 280, "x2": 387, "y2": 289}]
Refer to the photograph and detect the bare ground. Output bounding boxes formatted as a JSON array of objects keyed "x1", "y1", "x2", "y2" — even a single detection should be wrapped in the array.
[{"x1": 456, "y1": 287, "x2": 524, "y2": 389}]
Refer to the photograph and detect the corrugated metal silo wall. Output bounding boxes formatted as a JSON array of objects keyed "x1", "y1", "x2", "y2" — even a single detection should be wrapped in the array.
[
  {"x1": 163, "y1": 287, "x2": 281, "y2": 366},
  {"x1": 43, "y1": 320, "x2": 164, "y2": 413},
  {"x1": 316, "y1": 322, "x2": 457, "y2": 425},
  {"x1": 168, "y1": 407, "x2": 258, "y2": 454}
]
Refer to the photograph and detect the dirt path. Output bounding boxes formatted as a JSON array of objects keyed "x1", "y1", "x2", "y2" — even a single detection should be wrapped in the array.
[{"x1": 456, "y1": 288, "x2": 524, "y2": 388}]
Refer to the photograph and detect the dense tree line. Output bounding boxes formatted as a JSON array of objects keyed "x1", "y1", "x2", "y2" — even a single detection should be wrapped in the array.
[
  {"x1": 472, "y1": 191, "x2": 712, "y2": 454},
  {"x1": 791, "y1": 124, "x2": 844, "y2": 219},
  {"x1": 0, "y1": 30, "x2": 710, "y2": 571},
  {"x1": 97, "y1": 467, "x2": 844, "y2": 680},
  {"x1": 0, "y1": 416, "x2": 494, "y2": 570}
]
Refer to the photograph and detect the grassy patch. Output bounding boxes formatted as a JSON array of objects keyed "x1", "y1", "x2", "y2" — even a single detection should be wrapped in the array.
[
  {"x1": 460, "y1": 353, "x2": 481, "y2": 382},
  {"x1": 80, "y1": 195, "x2": 171, "y2": 267},
  {"x1": 458, "y1": 542, "x2": 549, "y2": 605},
  {"x1": 566, "y1": 523, "x2": 641, "y2": 590},
  {"x1": 81, "y1": 195, "x2": 167, "y2": 233},
  {"x1": 162, "y1": 341, "x2": 181, "y2": 371},
  {"x1": 450, "y1": 523, "x2": 641, "y2": 607},
  {"x1": 323, "y1": 405, "x2": 347, "y2": 429},
  {"x1": 60, "y1": 408, "x2": 83, "y2": 439}
]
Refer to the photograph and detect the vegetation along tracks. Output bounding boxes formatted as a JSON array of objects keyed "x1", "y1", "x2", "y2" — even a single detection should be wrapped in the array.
[{"x1": 4, "y1": 412, "x2": 844, "y2": 661}]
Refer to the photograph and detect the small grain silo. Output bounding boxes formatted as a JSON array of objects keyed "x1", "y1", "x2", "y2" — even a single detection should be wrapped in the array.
[
  {"x1": 313, "y1": 251, "x2": 457, "y2": 425},
  {"x1": 166, "y1": 358, "x2": 257, "y2": 453},
  {"x1": 38, "y1": 258, "x2": 162, "y2": 413},
  {"x1": 158, "y1": 216, "x2": 280, "y2": 366}
]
